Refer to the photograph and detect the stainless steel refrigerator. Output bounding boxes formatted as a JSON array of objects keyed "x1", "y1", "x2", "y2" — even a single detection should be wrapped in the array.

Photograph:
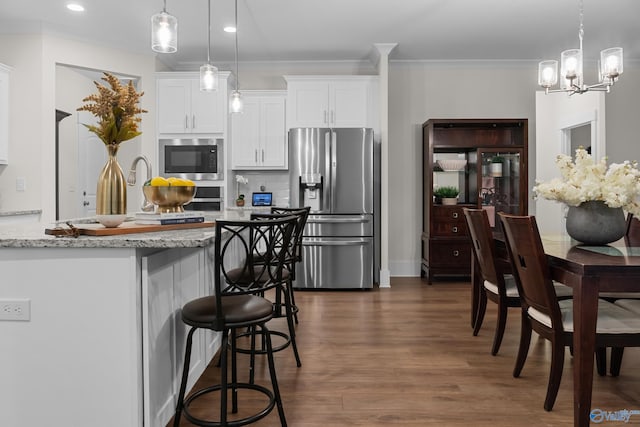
[{"x1": 289, "y1": 127, "x2": 376, "y2": 289}]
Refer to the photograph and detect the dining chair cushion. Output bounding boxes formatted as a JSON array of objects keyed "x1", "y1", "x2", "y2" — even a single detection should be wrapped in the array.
[
  {"x1": 614, "y1": 299, "x2": 640, "y2": 315},
  {"x1": 528, "y1": 299, "x2": 640, "y2": 334},
  {"x1": 483, "y1": 275, "x2": 519, "y2": 297},
  {"x1": 484, "y1": 275, "x2": 572, "y2": 299}
]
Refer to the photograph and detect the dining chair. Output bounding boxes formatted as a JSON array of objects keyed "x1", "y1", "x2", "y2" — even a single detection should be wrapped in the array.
[
  {"x1": 599, "y1": 213, "x2": 640, "y2": 303},
  {"x1": 498, "y1": 212, "x2": 640, "y2": 411},
  {"x1": 173, "y1": 216, "x2": 297, "y2": 427},
  {"x1": 463, "y1": 208, "x2": 572, "y2": 355}
]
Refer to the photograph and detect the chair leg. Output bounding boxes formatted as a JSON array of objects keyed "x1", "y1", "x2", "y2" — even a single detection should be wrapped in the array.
[
  {"x1": 249, "y1": 325, "x2": 257, "y2": 384},
  {"x1": 283, "y1": 282, "x2": 302, "y2": 367},
  {"x1": 231, "y1": 328, "x2": 239, "y2": 413},
  {"x1": 513, "y1": 311, "x2": 532, "y2": 378},
  {"x1": 473, "y1": 290, "x2": 488, "y2": 337},
  {"x1": 491, "y1": 300, "x2": 508, "y2": 356},
  {"x1": 595, "y1": 347, "x2": 607, "y2": 376},
  {"x1": 262, "y1": 324, "x2": 287, "y2": 427},
  {"x1": 288, "y1": 282, "x2": 299, "y2": 324},
  {"x1": 219, "y1": 330, "x2": 229, "y2": 425},
  {"x1": 544, "y1": 340, "x2": 565, "y2": 412},
  {"x1": 610, "y1": 347, "x2": 625, "y2": 377},
  {"x1": 173, "y1": 327, "x2": 196, "y2": 427}
]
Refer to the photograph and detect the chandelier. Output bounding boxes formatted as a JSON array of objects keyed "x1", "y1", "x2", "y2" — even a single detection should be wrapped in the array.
[
  {"x1": 537, "y1": 0, "x2": 623, "y2": 95},
  {"x1": 229, "y1": 0, "x2": 243, "y2": 113}
]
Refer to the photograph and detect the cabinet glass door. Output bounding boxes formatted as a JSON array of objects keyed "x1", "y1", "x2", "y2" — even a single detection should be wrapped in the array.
[{"x1": 478, "y1": 149, "x2": 523, "y2": 227}]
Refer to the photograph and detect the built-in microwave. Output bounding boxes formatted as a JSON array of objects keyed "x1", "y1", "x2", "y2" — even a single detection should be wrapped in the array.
[{"x1": 160, "y1": 138, "x2": 223, "y2": 181}]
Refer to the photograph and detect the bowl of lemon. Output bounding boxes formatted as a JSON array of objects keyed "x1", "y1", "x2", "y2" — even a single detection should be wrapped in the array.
[{"x1": 143, "y1": 176, "x2": 196, "y2": 213}]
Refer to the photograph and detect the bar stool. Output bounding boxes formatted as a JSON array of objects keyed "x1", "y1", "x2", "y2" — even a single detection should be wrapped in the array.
[
  {"x1": 173, "y1": 216, "x2": 297, "y2": 427},
  {"x1": 226, "y1": 209, "x2": 309, "y2": 379}
]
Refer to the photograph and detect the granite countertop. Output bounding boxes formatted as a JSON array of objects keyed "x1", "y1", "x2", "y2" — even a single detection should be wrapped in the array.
[
  {"x1": 0, "y1": 209, "x2": 42, "y2": 217},
  {"x1": 0, "y1": 210, "x2": 257, "y2": 249}
]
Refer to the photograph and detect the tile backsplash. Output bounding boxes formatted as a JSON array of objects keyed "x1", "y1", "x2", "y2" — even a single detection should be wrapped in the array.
[{"x1": 232, "y1": 170, "x2": 290, "y2": 207}]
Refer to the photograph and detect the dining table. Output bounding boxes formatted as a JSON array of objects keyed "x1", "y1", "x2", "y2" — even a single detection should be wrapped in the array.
[{"x1": 473, "y1": 233, "x2": 640, "y2": 427}]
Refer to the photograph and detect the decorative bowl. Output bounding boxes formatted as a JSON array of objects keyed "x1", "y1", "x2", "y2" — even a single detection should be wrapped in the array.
[
  {"x1": 143, "y1": 185, "x2": 196, "y2": 213},
  {"x1": 437, "y1": 159, "x2": 467, "y2": 171},
  {"x1": 96, "y1": 214, "x2": 127, "y2": 228}
]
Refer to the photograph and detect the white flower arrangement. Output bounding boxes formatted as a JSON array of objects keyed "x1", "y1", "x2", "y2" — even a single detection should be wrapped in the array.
[
  {"x1": 235, "y1": 174, "x2": 249, "y2": 199},
  {"x1": 533, "y1": 148, "x2": 640, "y2": 215}
]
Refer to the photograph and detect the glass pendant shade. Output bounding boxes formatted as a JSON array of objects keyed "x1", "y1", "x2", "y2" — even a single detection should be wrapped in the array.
[
  {"x1": 230, "y1": 90, "x2": 243, "y2": 113},
  {"x1": 151, "y1": 11, "x2": 177, "y2": 53},
  {"x1": 600, "y1": 47, "x2": 623, "y2": 80},
  {"x1": 200, "y1": 64, "x2": 218, "y2": 92},
  {"x1": 560, "y1": 49, "x2": 583, "y2": 89},
  {"x1": 538, "y1": 60, "x2": 558, "y2": 88}
]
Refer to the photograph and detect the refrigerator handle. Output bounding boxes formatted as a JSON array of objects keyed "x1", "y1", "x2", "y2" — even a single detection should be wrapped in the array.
[{"x1": 330, "y1": 129, "x2": 337, "y2": 212}]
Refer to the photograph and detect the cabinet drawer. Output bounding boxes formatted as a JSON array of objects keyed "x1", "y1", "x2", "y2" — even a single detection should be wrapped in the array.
[
  {"x1": 428, "y1": 239, "x2": 471, "y2": 267},
  {"x1": 431, "y1": 206, "x2": 468, "y2": 236}
]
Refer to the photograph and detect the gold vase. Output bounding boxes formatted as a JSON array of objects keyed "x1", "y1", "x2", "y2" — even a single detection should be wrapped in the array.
[{"x1": 96, "y1": 144, "x2": 127, "y2": 215}]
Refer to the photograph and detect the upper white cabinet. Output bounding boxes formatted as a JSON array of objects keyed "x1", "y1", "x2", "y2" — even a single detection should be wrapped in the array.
[
  {"x1": 156, "y1": 73, "x2": 228, "y2": 134},
  {"x1": 284, "y1": 75, "x2": 378, "y2": 129},
  {"x1": 231, "y1": 91, "x2": 287, "y2": 170},
  {"x1": 0, "y1": 63, "x2": 10, "y2": 164}
]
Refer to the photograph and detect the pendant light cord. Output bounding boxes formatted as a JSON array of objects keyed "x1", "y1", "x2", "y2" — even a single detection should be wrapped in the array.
[
  {"x1": 578, "y1": 0, "x2": 584, "y2": 52},
  {"x1": 234, "y1": 0, "x2": 239, "y2": 91},
  {"x1": 207, "y1": 0, "x2": 211, "y2": 64}
]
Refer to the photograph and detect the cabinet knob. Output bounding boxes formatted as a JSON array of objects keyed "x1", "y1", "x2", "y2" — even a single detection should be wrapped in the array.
[
  {"x1": 453, "y1": 250, "x2": 460, "y2": 257},
  {"x1": 452, "y1": 212, "x2": 459, "y2": 219}
]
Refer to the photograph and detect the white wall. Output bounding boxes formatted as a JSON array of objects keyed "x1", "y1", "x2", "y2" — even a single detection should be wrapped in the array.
[{"x1": 0, "y1": 32, "x2": 156, "y2": 222}]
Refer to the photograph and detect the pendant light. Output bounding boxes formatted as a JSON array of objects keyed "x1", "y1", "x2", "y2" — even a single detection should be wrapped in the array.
[
  {"x1": 229, "y1": 0, "x2": 243, "y2": 113},
  {"x1": 151, "y1": 0, "x2": 177, "y2": 53},
  {"x1": 200, "y1": 0, "x2": 218, "y2": 92},
  {"x1": 537, "y1": 0, "x2": 623, "y2": 95}
]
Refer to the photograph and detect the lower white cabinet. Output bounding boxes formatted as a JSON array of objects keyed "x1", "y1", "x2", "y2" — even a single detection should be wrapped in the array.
[
  {"x1": 142, "y1": 247, "x2": 219, "y2": 427},
  {"x1": 231, "y1": 91, "x2": 287, "y2": 170}
]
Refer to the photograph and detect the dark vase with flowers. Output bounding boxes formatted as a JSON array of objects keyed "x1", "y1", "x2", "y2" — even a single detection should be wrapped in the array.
[{"x1": 565, "y1": 201, "x2": 626, "y2": 245}]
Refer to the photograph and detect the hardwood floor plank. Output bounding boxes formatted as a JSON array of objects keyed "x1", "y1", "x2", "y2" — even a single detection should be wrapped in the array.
[{"x1": 170, "y1": 278, "x2": 640, "y2": 426}]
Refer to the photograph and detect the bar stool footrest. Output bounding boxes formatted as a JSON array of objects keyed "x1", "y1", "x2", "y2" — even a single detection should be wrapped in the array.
[
  {"x1": 234, "y1": 329, "x2": 291, "y2": 355},
  {"x1": 182, "y1": 382, "x2": 276, "y2": 427}
]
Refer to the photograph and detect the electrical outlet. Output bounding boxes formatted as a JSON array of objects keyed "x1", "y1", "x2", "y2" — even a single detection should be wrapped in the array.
[{"x1": 0, "y1": 299, "x2": 31, "y2": 321}]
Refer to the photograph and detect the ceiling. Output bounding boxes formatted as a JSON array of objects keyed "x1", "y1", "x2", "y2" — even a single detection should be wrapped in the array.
[{"x1": 1, "y1": 0, "x2": 639, "y2": 71}]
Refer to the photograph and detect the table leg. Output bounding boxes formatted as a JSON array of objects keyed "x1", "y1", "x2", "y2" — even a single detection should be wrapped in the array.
[{"x1": 572, "y1": 276, "x2": 599, "y2": 427}]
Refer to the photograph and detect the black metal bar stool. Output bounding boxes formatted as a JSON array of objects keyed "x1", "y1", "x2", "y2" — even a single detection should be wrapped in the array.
[
  {"x1": 224, "y1": 208, "x2": 309, "y2": 381},
  {"x1": 173, "y1": 216, "x2": 297, "y2": 427}
]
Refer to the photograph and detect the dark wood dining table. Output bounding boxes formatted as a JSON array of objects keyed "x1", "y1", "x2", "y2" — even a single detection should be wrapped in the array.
[{"x1": 473, "y1": 233, "x2": 640, "y2": 427}]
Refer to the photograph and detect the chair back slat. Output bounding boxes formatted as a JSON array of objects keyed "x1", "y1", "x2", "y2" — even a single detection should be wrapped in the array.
[
  {"x1": 498, "y1": 213, "x2": 563, "y2": 328},
  {"x1": 463, "y1": 208, "x2": 502, "y2": 287}
]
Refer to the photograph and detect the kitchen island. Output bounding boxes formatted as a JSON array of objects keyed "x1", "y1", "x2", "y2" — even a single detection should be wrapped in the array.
[{"x1": 0, "y1": 213, "x2": 248, "y2": 427}]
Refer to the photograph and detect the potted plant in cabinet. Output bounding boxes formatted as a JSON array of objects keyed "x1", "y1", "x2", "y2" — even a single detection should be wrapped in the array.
[{"x1": 434, "y1": 186, "x2": 459, "y2": 205}]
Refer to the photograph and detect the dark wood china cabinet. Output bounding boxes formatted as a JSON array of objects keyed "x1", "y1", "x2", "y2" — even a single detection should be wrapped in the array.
[{"x1": 421, "y1": 118, "x2": 528, "y2": 283}]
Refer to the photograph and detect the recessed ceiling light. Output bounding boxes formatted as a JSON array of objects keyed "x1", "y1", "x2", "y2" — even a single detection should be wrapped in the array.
[
  {"x1": 224, "y1": 26, "x2": 237, "y2": 33},
  {"x1": 66, "y1": 3, "x2": 85, "y2": 12}
]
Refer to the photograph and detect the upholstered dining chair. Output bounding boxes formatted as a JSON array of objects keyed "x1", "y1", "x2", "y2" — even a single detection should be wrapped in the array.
[
  {"x1": 463, "y1": 208, "x2": 572, "y2": 355},
  {"x1": 498, "y1": 212, "x2": 640, "y2": 411},
  {"x1": 173, "y1": 215, "x2": 297, "y2": 427}
]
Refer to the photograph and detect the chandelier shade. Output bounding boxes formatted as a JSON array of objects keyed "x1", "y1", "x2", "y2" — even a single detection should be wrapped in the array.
[
  {"x1": 151, "y1": 1, "x2": 177, "y2": 53},
  {"x1": 537, "y1": 0, "x2": 623, "y2": 95}
]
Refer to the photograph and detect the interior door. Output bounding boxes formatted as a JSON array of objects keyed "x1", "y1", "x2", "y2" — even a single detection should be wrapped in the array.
[
  {"x1": 77, "y1": 111, "x2": 107, "y2": 217},
  {"x1": 534, "y1": 90, "x2": 605, "y2": 233}
]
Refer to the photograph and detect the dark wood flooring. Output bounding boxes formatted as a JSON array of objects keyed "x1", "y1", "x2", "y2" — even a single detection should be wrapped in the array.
[{"x1": 169, "y1": 277, "x2": 640, "y2": 426}]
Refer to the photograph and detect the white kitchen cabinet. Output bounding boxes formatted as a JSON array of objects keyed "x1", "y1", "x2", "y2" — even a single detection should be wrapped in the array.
[
  {"x1": 157, "y1": 73, "x2": 228, "y2": 134},
  {"x1": 231, "y1": 91, "x2": 287, "y2": 170},
  {"x1": 0, "y1": 63, "x2": 10, "y2": 164},
  {"x1": 284, "y1": 75, "x2": 377, "y2": 129}
]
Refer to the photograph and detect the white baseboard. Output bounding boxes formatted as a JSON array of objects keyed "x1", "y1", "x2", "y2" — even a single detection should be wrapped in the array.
[{"x1": 389, "y1": 260, "x2": 421, "y2": 277}]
